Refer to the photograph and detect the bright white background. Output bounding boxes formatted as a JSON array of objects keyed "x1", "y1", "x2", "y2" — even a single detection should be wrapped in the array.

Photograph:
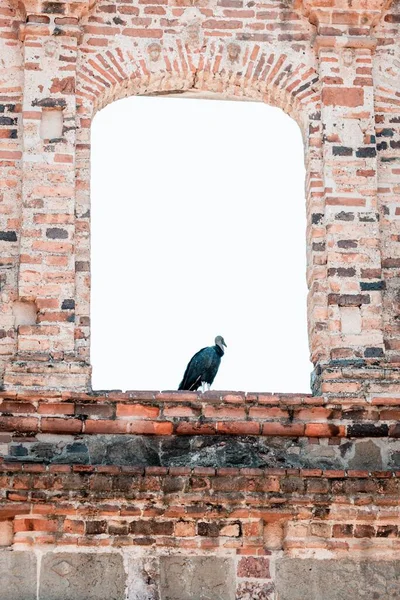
[{"x1": 91, "y1": 96, "x2": 312, "y2": 393}]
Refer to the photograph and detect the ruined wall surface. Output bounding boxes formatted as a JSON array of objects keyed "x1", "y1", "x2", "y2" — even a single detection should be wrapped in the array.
[
  {"x1": 2, "y1": 465, "x2": 400, "y2": 599},
  {"x1": 0, "y1": 389, "x2": 400, "y2": 598},
  {"x1": 1, "y1": 0, "x2": 400, "y2": 598},
  {"x1": 0, "y1": 0, "x2": 399, "y2": 390}
]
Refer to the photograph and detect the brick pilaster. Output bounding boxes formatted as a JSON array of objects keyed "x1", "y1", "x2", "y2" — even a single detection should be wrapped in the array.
[
  {"x1": 318, "y1": 38, "x2": 384, "y2": 365},
  {"x1": 4, "y1": 2, "x2": 91, "y2": 390}
]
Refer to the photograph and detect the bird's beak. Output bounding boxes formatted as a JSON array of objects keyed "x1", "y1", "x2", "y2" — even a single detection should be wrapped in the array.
[{"x1": 223, "y1": 341, "x2": 227, "y2": 347}]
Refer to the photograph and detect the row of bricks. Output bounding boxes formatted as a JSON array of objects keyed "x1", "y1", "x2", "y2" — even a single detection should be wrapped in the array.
[
  {"x1": 3, "y1": 400, "x2": 400, "y2": 420},
  {"x1": 79, "y1": 8, "x2": 393, "y2": 29},
  {"x1": 291, "y1": 521, "x2": 400, "y2": 539},
  {"x1": 20, "y1": 17, "x2": 308, "y2": 31},
  {"x1": 2, "y1": 476, "x2": 400, "y2": 498},
  {"x1": 11, "y1": 207, "x2": 399, "y2": 229},
  {"x1": 8, "y1": 0, "x2": 396, "y2": 13},
  {"x1": 15, "y1": 535, "x2": 400, "y2": 553},
  {"x1": 3, "y1": 390, "x2": 400, "y2": 405},
  {"x1": 81, "y1": 18, "x2": 305, "y2": 30},
  {"x1": 2, "y1": 500, "x2": 399, "y2": 520},
  {"x1": 327, "y1": 523, "x2": 400, "y2": 539},
  {"x1": 0, "y1": 415, "x2": 397, "y2": 438},
  {"x1": 0, "y1": 463, "x2": 398, "y2": 478},
  {"x1": 12, "y1": 533, "x2": 273, "y2": 554},
  {"x1": 13, "y1": 515, "x2": 400, "y2": 537},
  {"x1": 13, "y1": 517, "x2": 242, "y2": 538},
  {"x1": 13, "y1": 518, "x2": 400, "y2": 542},
  {"x1": 284, "y1": 540, "x2": 400, "y2": 554}
]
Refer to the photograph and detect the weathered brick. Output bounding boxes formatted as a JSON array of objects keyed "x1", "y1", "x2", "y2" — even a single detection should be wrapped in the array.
[
  {"x1": 129, "y1": 520, "x2": 173, "y2": 535},
  {"x1": 237, "y1": 556, "x2": 270, "y2": 578},
  {"x1": 0, "y1": 0, "x2": 399, "y2": 586},
  {"x1": 322, "y1": 87, "x2": 364, "y2": 107}
]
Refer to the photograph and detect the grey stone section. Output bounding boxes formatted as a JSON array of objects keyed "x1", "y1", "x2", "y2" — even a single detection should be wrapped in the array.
[
  {"x1": 4, "y1": 434, "x2": 400, "y2": 470},
  {"x1": 276, "y1": 559, "x2": 400, "y2": 600},
  {"x1": 348, "y1": 440, "x2": 383, "y2": 470},
  {"x1": 160, "y1": 556, "x2": 235, "y2": 600},
  {"x1": 0, "y1": 551, "x2": 37, "y2": 600},
  {"x1": 39, "y1": 553, "x2": 126, "y2": 600},
  {"x1": 125, "y1": 556, "x2": 160, "y2": 600}
]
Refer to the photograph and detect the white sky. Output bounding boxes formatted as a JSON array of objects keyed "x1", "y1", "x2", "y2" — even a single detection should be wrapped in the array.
[{"x1": 90, "y1": 95, "x2": 312, "y2": 393}]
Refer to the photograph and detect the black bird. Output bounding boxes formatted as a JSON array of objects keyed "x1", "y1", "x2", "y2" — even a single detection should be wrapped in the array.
[{"x1": 178, "y1": 336, "x2": 227, "y2": 392}]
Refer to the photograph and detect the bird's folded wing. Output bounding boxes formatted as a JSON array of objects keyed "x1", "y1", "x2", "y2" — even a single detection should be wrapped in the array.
[{"x1": 180, "y1": 347, "x2": 213, "y2": 389}]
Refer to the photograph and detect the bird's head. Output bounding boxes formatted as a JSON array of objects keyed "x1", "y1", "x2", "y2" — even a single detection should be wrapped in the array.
[{"x1": 215, "y1": 335, "x2": 227, "y2": 350}]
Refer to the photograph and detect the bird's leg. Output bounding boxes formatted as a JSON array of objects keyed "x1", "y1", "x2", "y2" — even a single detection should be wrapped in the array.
[
  {"x1": 207, "y1": 383, "x2": 211, "y2": 391},
  {"x1": 201, "y1": 381, "x2": 206, "y2": 394}
]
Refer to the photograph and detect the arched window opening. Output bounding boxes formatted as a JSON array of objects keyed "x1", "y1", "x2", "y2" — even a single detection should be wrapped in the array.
[{"x1": 91, "y1": 96, "x2": 312, "y2": 392}]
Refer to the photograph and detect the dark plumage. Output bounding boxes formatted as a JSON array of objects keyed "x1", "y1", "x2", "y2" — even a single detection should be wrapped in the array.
[{"x1": 178, "y1": 336, "x2": 227, "y2": 392}]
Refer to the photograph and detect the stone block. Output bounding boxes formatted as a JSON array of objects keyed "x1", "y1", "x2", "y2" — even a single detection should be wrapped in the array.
[
  {"x1": 0, "y1": 521, "x2": 13, "y2": 546},
  {"x1": 276, "y1": 559, "x2": 400, "y2": 600},
  {"x1": 0, "y1": 551, "x2": 37, "y2": 600},
  {"x1": 126, "y1": 556, "x2": 160, "y2": 600},
  {"x1": 237, "y1": 557, "x2": 270, "y2": 578},
  {"x1": 160, "y1": 556, "x2": 235, "y2": 600},
  {"x1": 39, "y1": 552, "x2": 126, "y2": 600},
  {"x1": 236, "y1": 581, "x2": 274, "y2": 600},
  {"x1": 349, "y1": 440, "x2": 383, "y2": 470},
  {"x1": 263, "y1": 522, "x2": 284, "y2": 550}
]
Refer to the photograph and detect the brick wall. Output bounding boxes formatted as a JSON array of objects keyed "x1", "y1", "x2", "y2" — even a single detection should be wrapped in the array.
[
  {"x1": 0, "y1": 0, "x2": 399, "y2": 390},
  {"x1": 1, "y1": 461, "x2": 400, "y2": 598},
  {"x1": 1, "y1": 0, "x2": 400, "y2": 598},
  {"x1": 0, "y1": 389, "x2": 400, "y2": 598}
]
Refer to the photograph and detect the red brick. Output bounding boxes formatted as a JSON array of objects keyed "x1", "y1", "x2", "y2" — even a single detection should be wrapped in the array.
[
  {"x1": 203, "y1": 18, "x2": 242, "y2": 28},
  {"x1": 41, "y1": 418, "x2": 82, "y2": 434},
  {"x1": 296, "y1": 408, "x2": 334, "y2": 420},
  {"x1": 84, "y1": 420, "x2": 128, "y2": 434},
  {"x1": 0, "y1": 417, "x2": 38, "y2": 434},
  {"x1": 175, "y1": 521, "x2": 196, "y2": 536},
  {"x1": 192, "y1": 467, "x2": 216, "y2": 476},
  {"x1": 333, "y1": 524, "x2": 353, "y2": 538},
  {"x1": 122, "y1": 28, "x2": 162, "y2": 37},
  {"x1": 354, "y1": 524, "x2": 375, "y2": 538},
  {"x1": 304, "y1": 424, "x2": 345, "y2": 438},
  {"x1": 237, "y1": 556, "x2": 270, "y2": 578},
  {"x1": 0, "y1": 401, "x2": 36, "y2": 414},
  {"x1": 23, "y1": 464, "x2": 46, "y2": 473},
  {"x1": 75, "y1": 404, "x2": 114, "y2": 418},
  {"x1": 163, "y1": 406, "x2": 200, "y2": 417},
  {"x1": 129, "y1": 421, "x2": 173, "y2": 435},
  {"x1": 262, "y1": 423, "x2": 305, "y2": 436},
  {"x1": 249, "y1": 407, "x2": 288, "y2": 419},
  {"x1": 116, "y1": 404, "x2": 160, "y2": 418},
  {"x1": 38, "y1": 403, "x2": 75, "y2": 415},
  {"x1": 175, "y1": 422, "x2": 217, "y2": 435},
  {"x1": 0, "y1": 521, "x2": 13, "y2": 546},
  {"x1": 216, "y1": 421, "x2": 260, "y2": 435},
  {"x1": 203, "y1": 406, "x2": 246, "y2": 419}
]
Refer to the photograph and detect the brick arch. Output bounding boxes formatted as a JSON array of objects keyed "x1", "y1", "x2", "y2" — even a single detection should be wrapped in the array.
[
  {"x1": 74, "y1": 42, "x2": 325, "y2": 368},
  {"x1": 76, "y1": 43, "x2": 320, "y2": 128}
]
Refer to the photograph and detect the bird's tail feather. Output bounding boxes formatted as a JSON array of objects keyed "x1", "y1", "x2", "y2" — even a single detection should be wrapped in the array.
[{"x1": 178, "y1": 376, "x2": 200, "y2": 391}]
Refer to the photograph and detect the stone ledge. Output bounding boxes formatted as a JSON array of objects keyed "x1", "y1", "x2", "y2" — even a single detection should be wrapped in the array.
[
  {"x1": 0, "y1": 390, "x2": 399, "y2": 439},
  {"x1": 4, "y1": 389, "x2": 400, "y2": 405}
]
